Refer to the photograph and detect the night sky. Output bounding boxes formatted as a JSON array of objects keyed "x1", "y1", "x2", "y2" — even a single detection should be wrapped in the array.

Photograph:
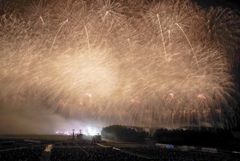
[{"x1": 0, "y1": 0, "x2": 240, "y2": 134}]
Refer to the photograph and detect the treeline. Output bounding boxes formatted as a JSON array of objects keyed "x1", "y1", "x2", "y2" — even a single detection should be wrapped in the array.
[
  {"x1": 101, "y1": 125, "x2": 234, "y2": 145},
  {"x1": 101, "y1": 125, "x2": 148, "y2": 142},
  {"x1": 153, "y1": 127, "x2": 234, "y2": 146}
]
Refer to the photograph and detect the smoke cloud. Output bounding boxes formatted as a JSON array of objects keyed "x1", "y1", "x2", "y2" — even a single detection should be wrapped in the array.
[{"x1": 0, "y1": 101, "x2": 103, "y2": 134}]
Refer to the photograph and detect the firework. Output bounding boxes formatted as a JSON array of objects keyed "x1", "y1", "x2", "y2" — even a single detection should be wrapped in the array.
[{"x1": 0, "y1": 0, "x2": 239, "y2": 129}]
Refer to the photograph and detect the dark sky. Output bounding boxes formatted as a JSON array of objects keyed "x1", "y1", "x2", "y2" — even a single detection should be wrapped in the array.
[{"x1": 193, "y1": 0, "x2": 240, "y2": 10}]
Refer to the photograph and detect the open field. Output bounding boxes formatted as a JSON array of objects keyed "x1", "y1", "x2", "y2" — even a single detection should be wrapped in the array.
[{"x1": 0, "y1": 134, "x2": 70, "y2": 141}]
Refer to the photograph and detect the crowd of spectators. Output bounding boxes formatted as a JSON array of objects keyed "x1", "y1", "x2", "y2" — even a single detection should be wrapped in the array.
[
  {"x1": 50, "y1": 146, "x2": 143, "y2": 161},
  {"x1": 50, "y1": 145, "x2": 240, "y2": 161},
  {"x1": 1, "y1": 142, "x2": 239, "y2": 161},
  {"x1": 0, "y1": 145, "x2": 45, "y2": 161},
  {"x1": 121, "y1": 146, "x2": 239, "y2": 161}
]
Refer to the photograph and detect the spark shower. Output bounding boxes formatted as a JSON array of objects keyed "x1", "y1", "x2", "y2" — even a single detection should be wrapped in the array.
[{"x1": 0, "y1": 0, "x2": 239, "y2": 129}]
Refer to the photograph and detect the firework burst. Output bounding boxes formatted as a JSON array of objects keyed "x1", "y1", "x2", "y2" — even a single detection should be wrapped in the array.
[{"x1": 0, "y1": 0, "x2": 239, "y2": 129}]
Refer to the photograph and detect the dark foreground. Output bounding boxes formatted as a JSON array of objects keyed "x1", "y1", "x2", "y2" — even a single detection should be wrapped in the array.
[{"x1": 0, "y1": 135, "x2": 240, "y2": 161}]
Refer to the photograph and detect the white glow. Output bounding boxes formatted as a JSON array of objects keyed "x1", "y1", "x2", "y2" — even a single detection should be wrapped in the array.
[{"x1": 83, "y1": 126, "x2": 101, "y2": 136}]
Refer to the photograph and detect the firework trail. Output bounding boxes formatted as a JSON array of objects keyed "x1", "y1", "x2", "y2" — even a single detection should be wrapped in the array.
[{"x1": 0, "y1": 0, "x2": 239, "y2": 129}]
